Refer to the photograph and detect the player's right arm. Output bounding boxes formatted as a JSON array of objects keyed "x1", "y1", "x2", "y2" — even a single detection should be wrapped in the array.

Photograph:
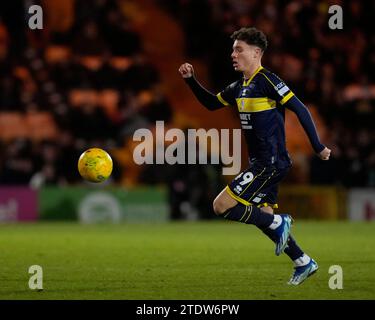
[{"x1": 178, "y1": 63, "x2": 234, "y2": 111}]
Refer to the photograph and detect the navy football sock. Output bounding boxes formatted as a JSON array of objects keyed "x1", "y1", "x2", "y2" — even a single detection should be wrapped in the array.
[
  {"x1": 261, "y1": 228, "x2": 304, "y2": 261},
  {"x1": 284, "y1": 235, "x2": 304, "y2": 260},
  {"x1": 223, "y1": 203, "x2": 274, "y2": 228}
]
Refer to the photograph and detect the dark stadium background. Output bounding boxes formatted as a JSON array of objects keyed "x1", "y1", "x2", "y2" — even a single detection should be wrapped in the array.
[{"x1": 0, "y1": 0, "x2": 374, "y2": 301}]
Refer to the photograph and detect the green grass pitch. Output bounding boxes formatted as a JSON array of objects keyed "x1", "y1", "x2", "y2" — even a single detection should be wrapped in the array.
[{"x1": 1, "y1": 221, "x2": 374, "y2": 299}]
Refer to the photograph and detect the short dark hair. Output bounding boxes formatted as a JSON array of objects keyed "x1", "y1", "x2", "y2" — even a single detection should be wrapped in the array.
[{"x1": 231, "y1": 27, "x2": 268, "y2": 52}]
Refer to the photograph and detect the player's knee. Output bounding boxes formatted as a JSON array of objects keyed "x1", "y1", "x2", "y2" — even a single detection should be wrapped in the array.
[
  {"x1": 213, "y1": 189, "x2": 238, "y2": 216},
  {"x1": 213, "y1": 197, "x2": 230, "y2": 216}
]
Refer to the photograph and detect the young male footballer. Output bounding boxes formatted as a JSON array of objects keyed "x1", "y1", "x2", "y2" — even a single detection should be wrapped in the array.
[{"x1": 179, "y1": 27, "x2": 331, "y2": 285}]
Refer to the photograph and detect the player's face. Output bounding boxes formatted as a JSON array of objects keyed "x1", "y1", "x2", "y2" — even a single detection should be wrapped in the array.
[{"x1": 231, "y1": 40, "x2": 261, "y2": 72}]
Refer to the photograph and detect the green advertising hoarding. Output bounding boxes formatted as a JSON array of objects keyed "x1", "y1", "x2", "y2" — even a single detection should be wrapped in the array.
[{"x1": 39, "y1": 186, "x2": 169, "y2": 222}]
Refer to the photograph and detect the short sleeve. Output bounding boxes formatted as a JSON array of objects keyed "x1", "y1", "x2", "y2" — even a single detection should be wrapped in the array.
[
  {"x1": 259, "y1": 71, "x2": 295, "y2": 105},
  {"x1": 216, "y1": 81, "x2": 238, "y2": 107}
]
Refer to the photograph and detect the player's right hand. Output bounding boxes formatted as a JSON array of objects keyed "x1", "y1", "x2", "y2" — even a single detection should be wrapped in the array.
[
  {"x1": 318, "y1": 147, "x2": 331, "y2": 160},
  {"x1": 179, "y1": 63, "x2": 194, "y2": 78}
]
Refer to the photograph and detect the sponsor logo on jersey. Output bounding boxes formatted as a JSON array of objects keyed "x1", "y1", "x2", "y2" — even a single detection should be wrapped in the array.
[{"x1": 276, "y1": 82, "x2": 290, "y2": 96}]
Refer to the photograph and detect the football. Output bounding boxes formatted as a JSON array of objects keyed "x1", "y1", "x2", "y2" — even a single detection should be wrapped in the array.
[{"x1": 78, "y1": 148, "x2": 113, "y2": 183}]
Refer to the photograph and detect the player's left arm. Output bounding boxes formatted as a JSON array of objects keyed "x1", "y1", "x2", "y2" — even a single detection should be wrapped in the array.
[
  {"x1": 284, "y1": 96, "x2": 331, "y2": 160},
  {"x1": 260, "y1": 72, "x2": 331, "y2": 160}
]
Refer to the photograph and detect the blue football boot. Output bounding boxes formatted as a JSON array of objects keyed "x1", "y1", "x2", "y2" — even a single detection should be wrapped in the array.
[{"x1": 287, "y1": 259, "x2": 319, "y2": 285}]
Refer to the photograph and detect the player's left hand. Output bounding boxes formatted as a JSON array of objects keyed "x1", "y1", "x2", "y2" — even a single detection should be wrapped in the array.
[{"x1": 318, "y1": 147, "x2": 331, "y2": 160}]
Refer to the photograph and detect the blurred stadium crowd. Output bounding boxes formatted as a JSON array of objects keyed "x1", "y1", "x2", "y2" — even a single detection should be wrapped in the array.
[
  {"x1": 0, "y1": 0, "x2": 373, "y2": 196},
  {"x1": 0, "y1": 0, "x2": 174, "y2": 187}
]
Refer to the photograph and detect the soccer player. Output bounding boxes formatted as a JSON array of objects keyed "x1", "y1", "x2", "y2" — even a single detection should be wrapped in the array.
[{"x1": 179, "y1": 27, "x2": 331, "y2": 285}]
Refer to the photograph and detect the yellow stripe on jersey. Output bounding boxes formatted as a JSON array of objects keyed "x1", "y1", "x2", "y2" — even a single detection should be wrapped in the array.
[
  {"x1": 236, "y1": 97, "x2": 276, "y2": 112},
  {"x1": 259, "y1": 72, "x2": 295, "y2": 105},
  {"x1": 280, "y1": 91, "x2": 294, "y2": 105},
  {"x1": 225, "y1": 187, "x2": 279, "y2": 209},
  {"x1": 225, "y1": 186, "x2": 251, "y2": 206},
  {"x1": 258, "y1": 72, "x2": 275, "y2": 88},
  {"x1": 216, "y1": 92, "x2": 230, "y2": 106},
  {"x1": 243, "y1": 66, "x2": 264, "y2": 87}
]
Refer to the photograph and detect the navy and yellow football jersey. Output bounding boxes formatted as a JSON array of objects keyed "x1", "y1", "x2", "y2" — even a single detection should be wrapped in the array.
[
  {"x1": 216, "y1": 66, "x2": 292, "y2": 168},
  {"x1": 215, "y1": 66, "x2": 324, "y2": 169},
  {"x1": 185, "y1": 66, "x2": 324, "y2": 170},
  {"x1": 185, "y1": 65, "x2": 325, "y2": 207}
]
